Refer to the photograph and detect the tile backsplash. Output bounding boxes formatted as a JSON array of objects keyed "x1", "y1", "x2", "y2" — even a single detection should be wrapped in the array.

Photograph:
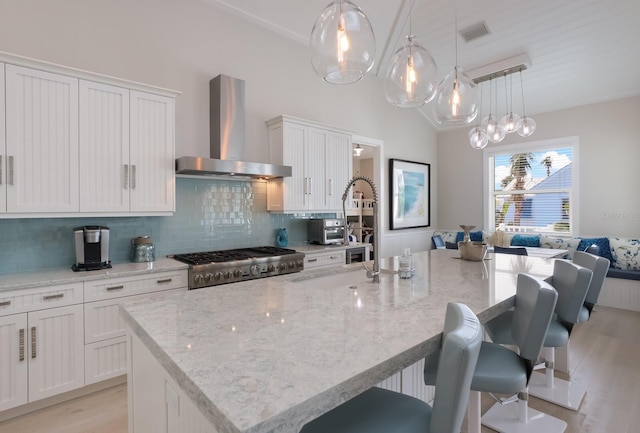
[{"x1": 0, "y1": 177, "x2": 333, "y2": 275}]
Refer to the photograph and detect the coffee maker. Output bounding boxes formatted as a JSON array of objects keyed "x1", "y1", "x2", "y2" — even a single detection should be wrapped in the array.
[{"x1": 72, "y1": 226, "x2": 112, "y2": 271}]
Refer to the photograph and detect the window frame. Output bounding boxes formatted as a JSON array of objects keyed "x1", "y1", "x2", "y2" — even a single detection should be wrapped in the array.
[{"x1": 482, "y1": 136, "x2": 580, "y2": 237}]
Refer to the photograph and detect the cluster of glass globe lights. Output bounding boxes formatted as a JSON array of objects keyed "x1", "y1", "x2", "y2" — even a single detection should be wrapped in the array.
[{"x1": 309, "y1": 0, "x2": 535, "y2": 150}]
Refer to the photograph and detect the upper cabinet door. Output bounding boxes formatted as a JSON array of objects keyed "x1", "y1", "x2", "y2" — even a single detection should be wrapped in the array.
[
  {"x1": 79, "y1": 81, "x2": 130, "y2": 212},
  {"x1": 325, "y1": 131, "x2": 352, "y2": 211},
  {"x1": 5, "y1": 65, "x2": 79, "y2": 213},
  {"x1": 129, "y1": 91, "x2": 175, "y2": 213},
  {"x1": 0, "y1": 63, "x2": 5, "y2": 213},
  {"x1": 306, "y1": 127, "x2": 327, "y2": 210}
]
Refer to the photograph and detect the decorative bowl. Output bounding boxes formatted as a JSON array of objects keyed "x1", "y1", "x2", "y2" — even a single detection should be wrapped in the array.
[{"x1": 458, "y1": 241, "x2": 488, "y2": 261}]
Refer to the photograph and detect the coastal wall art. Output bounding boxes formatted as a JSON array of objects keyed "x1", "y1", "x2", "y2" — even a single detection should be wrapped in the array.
[{"x1": 389, "y1": 159, "x2": 430, "y2": 230}]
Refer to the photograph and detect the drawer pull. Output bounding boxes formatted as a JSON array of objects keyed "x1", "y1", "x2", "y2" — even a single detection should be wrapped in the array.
[
  {"x1": 31, "y1": 327, "x2": 36, "y2": 359},
  {"x1": 0, "y1": 300, "x2": 11, "y2": 307},
  {"x1": 308, "y1": 258, "x2": 318, "y2": 263},
  {"x1": 106, "y1": 285, "x2": 125, "y2": 291},
  {"x1": 43, "y1": 293, "x2": 64, "y2": 301},
  {"x1": 157, "y1": 278, "x2": 172, "y2": 284},
  {"x1": 19, "y1": 328, "x2": 24, "y2": 362}
]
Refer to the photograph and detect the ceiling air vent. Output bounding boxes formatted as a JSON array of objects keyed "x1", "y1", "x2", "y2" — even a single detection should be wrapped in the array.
[{"x1": 459, "y1": 21, "x2": 490, "y2": 42}]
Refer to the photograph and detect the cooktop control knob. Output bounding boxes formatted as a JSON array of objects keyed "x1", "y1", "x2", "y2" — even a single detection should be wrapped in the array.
[
  {"x1": 233, "y1": 269, "x2": 241, "y2": 278},
  {"x1": 194, "y1": 274, "x2": 205, "y2": 285},
  {"x1": 250, "y1": 265, "x2": 259, "y2": 276},
  {"x1": 267, "y1": 264, "x2": 275, "y2": 273},
  {"x1": 280, "y1": 262, "x2": 288, "y2": 271},
  {"x1": 214, "y1": 272, "x2": 223, "y2": 281},
  {"x1": 223, "y1": 271, "x2": 231, "y2": 279},
  {"x1": 297, "y1": 260, "x2": 304, "y2": 268},
  {"x1": 205, "y1": 273, "x2": 214, "y2": 283}
]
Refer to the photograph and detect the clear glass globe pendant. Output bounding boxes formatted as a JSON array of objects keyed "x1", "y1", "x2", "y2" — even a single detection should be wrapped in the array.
[
  {"x1": 384, "y1": 35, "x2": 438, "y2": 108},
  {"x1": 469, "y1": 127, "x2": 488, "y2": 149},
  {"x1": 310, "y1": 0, "x2": 376, "y2": 84},
  {"x1": 433, "y1": 66, "x2": 478, "y2": 125}
]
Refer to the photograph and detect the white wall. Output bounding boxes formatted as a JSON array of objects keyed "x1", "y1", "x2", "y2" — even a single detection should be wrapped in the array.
[
  {"x1": 437, "y1": 96, "x2": 640, "y2": 237},
  {"x1": 0, "y1": 0, "x2": 438, "y2": 256}
]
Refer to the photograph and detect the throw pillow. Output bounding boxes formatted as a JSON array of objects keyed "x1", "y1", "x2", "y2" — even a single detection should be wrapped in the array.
[
  {"x1": 577, "y1": 237, "x2": 614, "y2": 263},
  {"x1": 539, "y1": 235, "x2": 580, "y2": 259},
  {"x1": 609, "y1": 237, "x2": 640, "y2": 270},
  {"x1": 511, "y1": 234, "x2": 540, "y2": 247},
  {"x1": 456, "y1": 231, "x2": 484, "y2": 242}
]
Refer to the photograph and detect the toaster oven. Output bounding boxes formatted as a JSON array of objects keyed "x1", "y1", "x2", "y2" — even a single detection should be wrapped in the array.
[{"x1": 308, "y1": 218, "x2": 345, "y2": 245}]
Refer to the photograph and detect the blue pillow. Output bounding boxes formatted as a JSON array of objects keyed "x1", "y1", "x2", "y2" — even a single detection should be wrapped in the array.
[
  {"x1": 456, "y1": 231, "x2": 483, "y2": 242},
  {"x1": 511, "y1": 235, "x2": 540, "y2": 247},
  {"x1": 578, "y1": 237, "x2": 614, "y2": 263}
]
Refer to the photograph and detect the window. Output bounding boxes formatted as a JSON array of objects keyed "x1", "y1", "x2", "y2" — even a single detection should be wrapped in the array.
[{"x1": 483, "y1": 137, "x2": 579, "y2": 236}]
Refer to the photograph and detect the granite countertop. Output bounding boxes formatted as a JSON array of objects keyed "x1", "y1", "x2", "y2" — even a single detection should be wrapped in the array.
[
  {"x1": 0, "y1": 257, "x2": 188, "y2": 292},
  {"x1": 120, "y1": 250, "x2": 556, "y2": 433}
]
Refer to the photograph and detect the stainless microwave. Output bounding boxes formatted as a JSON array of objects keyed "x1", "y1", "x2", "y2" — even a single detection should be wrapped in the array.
[{"x1": 308, "y1": 218, "x2": 345, "y2": 245}]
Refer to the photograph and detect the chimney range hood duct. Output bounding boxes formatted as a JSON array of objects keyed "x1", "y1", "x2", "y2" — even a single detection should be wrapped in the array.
[{"x1": 176, "y1": 75, "x2": 291, "y2": 179}]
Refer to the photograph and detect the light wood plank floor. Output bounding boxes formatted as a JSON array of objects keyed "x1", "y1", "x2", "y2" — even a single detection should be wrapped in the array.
[{"x1": 1, "y1": 306, "x2": 638, "y2": 433}]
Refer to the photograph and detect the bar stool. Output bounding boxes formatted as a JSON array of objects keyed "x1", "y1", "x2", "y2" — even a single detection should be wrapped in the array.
[
  {"x1": 573, "y1": 250, "x2": 610, "y2": 322},
  {"x1": 464, "y1": 273, "x2": 563, "y2": 433},
  {"x1": 485, "y1": 260, "x2": 592, "y2": 417},
  {"x1": 299, "y1": 302, "x2": 482, "y2": 433}
]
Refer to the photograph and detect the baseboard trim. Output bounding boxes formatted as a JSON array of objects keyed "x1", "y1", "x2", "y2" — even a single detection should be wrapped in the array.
[{"x1": 598, "y1": 277, "x2": 640, "y2": 312}]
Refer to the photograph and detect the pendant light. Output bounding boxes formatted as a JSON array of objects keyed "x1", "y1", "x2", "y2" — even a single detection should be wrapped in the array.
[
  {"x1": 499, "y1": 73, "x2": 522, "y2": 133},
  {"x1": 469, "y1": 82, "x2": 488, "y2": 149},
  {"x1": 384, "y1": 14, "x2": 438, "y2": 108},
  {"x1": 517, "y1": 69, "x2": 537, "y2": 137},
  {"x1": 433, "y1": 13, "x2": 478, "y2": 125},
  {"x1": 481, "y1": 78, "x2": 505, "y2": 143},
  {"x1": 310, "y1": 0, "x2": 376, "y2": 85},
  {"x1": 353, "y1": 143, "x2": 364, "y2": 156}
]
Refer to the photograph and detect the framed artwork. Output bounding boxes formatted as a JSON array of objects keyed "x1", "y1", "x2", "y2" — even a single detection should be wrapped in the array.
[{"x1": 389, "y1": 158, "x2": 430, "y2": 230}]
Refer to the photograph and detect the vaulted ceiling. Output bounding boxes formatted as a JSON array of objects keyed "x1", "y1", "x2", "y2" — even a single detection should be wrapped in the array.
[{"x1": 205, "y1": 0, "x2": 640, "y2": 130}]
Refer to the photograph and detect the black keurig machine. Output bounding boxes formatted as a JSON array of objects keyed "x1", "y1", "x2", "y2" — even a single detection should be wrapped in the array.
[{"x1": 72, "y1": 226, "x2": 112, "y2": 271}]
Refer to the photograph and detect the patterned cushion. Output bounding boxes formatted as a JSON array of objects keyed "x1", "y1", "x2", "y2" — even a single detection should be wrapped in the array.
[
  {"x1": 539, "y1": 235, "x2": 581, "y2": 259},
  {"x1": 456, "y1": 231, "x2": 484, "y2": 242},
  {"x1": 511, "y1": 234, "x2": 540, "y2": 247},
  {"x1": 609, "y1": 238, "x2": 640, "y2": 270},
  {"x1": 433, "y1": 231, "x2": 457, "y2": 244},
  {"x1": 577, "y1": 237, "x2": 614, "y2": 263}
]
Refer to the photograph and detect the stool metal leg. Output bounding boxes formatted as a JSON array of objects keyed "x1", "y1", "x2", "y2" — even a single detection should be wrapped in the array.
[
  {"x1": 480, "y1": 386, "x2": 568, "y2": 433},
  {"x1": 468, "y1": 391, "x2": 482, "y2": 433},
  {"x1": 554, "y1": 343, "x2": 570, "y2": 374},
  {"x1": 528, "y1": 347, "x2": 586, "y2": 411}
]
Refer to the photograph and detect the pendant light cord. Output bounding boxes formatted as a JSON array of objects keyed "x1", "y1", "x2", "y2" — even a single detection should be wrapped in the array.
[{"x1": 519, "y1": 69, "x2": 527, "y2": 117}]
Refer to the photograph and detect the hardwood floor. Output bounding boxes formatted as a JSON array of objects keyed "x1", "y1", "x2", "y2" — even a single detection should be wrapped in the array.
[{"x1": 1, "y1": 306, "x2": 638, "y2": 433}]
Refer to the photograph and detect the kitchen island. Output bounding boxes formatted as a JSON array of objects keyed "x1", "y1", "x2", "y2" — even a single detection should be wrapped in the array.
[{"x1": 120, "y1": 249, "x2": 556, "y2": 433}]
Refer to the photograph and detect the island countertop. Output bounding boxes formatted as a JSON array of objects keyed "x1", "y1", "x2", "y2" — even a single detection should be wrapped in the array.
[{"x1": 120, "y1": 249, "x2": 556, "y2": 433}]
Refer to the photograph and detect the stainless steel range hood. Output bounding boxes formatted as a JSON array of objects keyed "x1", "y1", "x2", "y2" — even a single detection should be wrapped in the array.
[{"x1": 176, "y1": 75, "x2": 291, "y2": 179}]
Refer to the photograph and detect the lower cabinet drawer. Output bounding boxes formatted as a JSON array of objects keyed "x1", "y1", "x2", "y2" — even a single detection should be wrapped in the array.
[
  {"x1": 84, "y1": 270, "x2": 188, "y2": 302},
  {"x1": 85, "y1": 288, "x2": 185, "y2": 344},
  {"x1": 0, "y1": 282, "x2": 83, "y2": 316},
  {"x1": 304, "y1": 250, "x2": 347, "y2": 270},
  {"x1": 84, "y1": 335, "x2": 127, "y2": 385}
]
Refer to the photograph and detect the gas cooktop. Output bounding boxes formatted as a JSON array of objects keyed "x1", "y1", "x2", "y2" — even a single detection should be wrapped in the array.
[{"x1": 172, "y1": 246, "x2": 304, "y2": 289}]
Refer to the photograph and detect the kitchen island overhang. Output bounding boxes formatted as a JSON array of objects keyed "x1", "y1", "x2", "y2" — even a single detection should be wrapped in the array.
[{"x1": 120, "y1": 250, "x2": 556, "y2": 433}]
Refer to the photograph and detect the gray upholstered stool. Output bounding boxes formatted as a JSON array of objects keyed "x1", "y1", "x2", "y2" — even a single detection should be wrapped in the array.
[
  {"x1": 573, "y1": 250, "x2": 610, "y2": 322},
  {"x1": 464, "y1": 273, "x2": 564, "y2": 433},
  {"x1": 300, "y1": 302, "x2": 482, "y2": 433},
  {"x1": 485, "y1": 260, "x2": 592, "y2": 418}
]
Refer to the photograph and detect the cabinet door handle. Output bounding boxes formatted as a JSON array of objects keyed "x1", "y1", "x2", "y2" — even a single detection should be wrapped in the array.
[
  {"x1": 329, "y1": 178, "x2": 333, "y2": 196},
  {"x1": 31, "y1": 327, "x2": 36, "y2": 359},
  {"x1": 8, "y1": 156, "x2": 14, "y2": 185},
  {"x1": 19, "y1": 328, "x2": 25, "y2": 362},
  {"x1": 43, "y1": 293, "x2": 64, "y2": 300},
  {"x1": 131, "y1": 165, "x2": 137, "y2": 189},
  {"x1": 308, "y1": 258, "x2": 318, "y2": 262},
  {"x1": 106, "y1": 285, "x2": 124, "y2": 291},
  {"x1": 0, "y1": 300, "x2": 11, "y2": 307},
  {"x1": 308, "y1": 177, "x2": 312, "y2": 195},
  {"x1": 0, "y1": 155, "x2": 2, "y2": 185},
  {"x1": 124, "y1": 164, "x2": 129, "y2": 189},
  {"x1": 157, "y1": 278, "x2": 172, "y2": 284}
]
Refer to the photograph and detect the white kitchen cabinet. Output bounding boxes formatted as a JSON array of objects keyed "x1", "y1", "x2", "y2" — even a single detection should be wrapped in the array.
[
  {"x1": 84, "y1": 270, "x2": 187, "y2": 385},
  {"x1": 303, "y1": 249, "x2": 347, "y2": 270},
  {"x1": 0, "y1": 282, "x2": 85, "y2": 410},
  {"x1": 267, "y1": 116, "x2": 352, "y2": 213},
  {"x1": 79, "y1": 83, "x2": 175, "y2": 214},
  {"x1": 129, "y1": 91, "x2": 176, "y2": 213},
  {"x1": 0, "y1": 313, "x2": 28, "y2": 411},
  {"x1": 0, "y1": 63, "x2": 5, "y2": 213},
  {"x1": 5, "y1": 64, "x2": 79, "y2": 213},
  {"x1": 79, "y1": 80, "x2": 130, "y2": 212}
]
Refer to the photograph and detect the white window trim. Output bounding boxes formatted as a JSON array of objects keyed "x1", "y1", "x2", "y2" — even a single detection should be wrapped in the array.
[{"x1": 482, "y1": 136, "x2": 580, "y2": 236}]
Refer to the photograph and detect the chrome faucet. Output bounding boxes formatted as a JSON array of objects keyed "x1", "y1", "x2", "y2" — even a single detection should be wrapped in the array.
[{"x1": 342, "y1": 176, "x2": 380, "y2": 283}]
